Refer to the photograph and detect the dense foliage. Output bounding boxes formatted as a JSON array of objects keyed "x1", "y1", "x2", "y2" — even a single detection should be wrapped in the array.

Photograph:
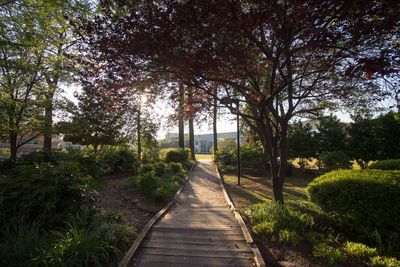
[
  {"x1": 128, "y1": 162, "x2": 188, "y2": 202},
  {"x1": 348, "y1": 113, "x2": 400, "y2": 168},
  {"x1": 246, "y1": 199, "x2": 400, "y2": 265},
  {"x1": 287, "y1": 121, "x2": 318, "y2": 168},
  {"x1": 159, "y1": 148, "x2": 189, "y2": 164},
  {"x1": 0, "y1": 148, "x2": 138, "y2": 266},
  {"x1": 317, "y1": 151, "x2": 352, "y2": 171},
  {"x1": 368, "y1": 159, "x2": 400, "y2": 170},
  {"x1": 306, "y1": 170, "x2": 400, "y2": 233}
]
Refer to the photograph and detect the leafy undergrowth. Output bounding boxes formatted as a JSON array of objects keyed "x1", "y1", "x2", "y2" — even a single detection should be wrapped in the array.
[{"x1": 222, "y1": 167, "x2": 400, "y2": 267}]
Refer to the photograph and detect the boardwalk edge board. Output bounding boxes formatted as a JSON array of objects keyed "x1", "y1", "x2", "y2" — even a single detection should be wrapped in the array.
[
  {"x1": 118, "y1": 162, "x2": 196, "y2": 267},
  {"x1": 214, "y1": 163, "x2": 267, "y2": 267}
]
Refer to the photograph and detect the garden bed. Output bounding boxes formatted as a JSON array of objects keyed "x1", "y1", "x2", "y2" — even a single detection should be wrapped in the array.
[{"x1": 221, "y1": 167, "x2": 369, "y2": 267}]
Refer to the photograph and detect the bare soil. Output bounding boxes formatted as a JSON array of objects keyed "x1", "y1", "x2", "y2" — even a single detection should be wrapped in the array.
[{"x1": 96, "y1": 172, "x2": 165, "y2": 234}]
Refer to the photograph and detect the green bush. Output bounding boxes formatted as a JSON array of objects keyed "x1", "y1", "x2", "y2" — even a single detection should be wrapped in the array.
[
  {"x1": 160, "y1": 148, "x2": 189, "y2": 164},
  {"x1": 129, "y1": 161, "x2": 188, "y2": 202},
  {"x1": 153, "y1": 162, "x2": 166, "y2": 176},
  {"x1": 98, "y1": 146, "x2": 139, "y2": 174},
  {"x1": 318, "y1": 151, "x2": 352, "y2": 170},
  {"x1": 168, "y1": 162, "x2": 183, "y2": 173},
  {"x1": 238, "y1": 145, "x2": 264, "y2": 167},
  {"x1": 137, "y1": 172, "x2": 159, "y2": 196},
  {"x1": 306, "y1": 170, "x2": 400, "y2": 233},
  {"x1": 0, "y1": 161, "x2": 98, "y2": 228},
  {"x1": 369, "y1": 159, "x2": 400, "y2": 170},
  {"x1": 214, "y1": 150, "x2": 234, "y2": 169},
  {"x1": 141, "y1": 150, "x2": 159, "y2": 163},
  {"x1": 138, "y1": 164, "x2": 154, "y2": 176}
]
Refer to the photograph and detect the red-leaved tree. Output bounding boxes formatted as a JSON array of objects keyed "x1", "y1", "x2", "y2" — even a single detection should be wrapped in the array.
[{"x1": 78, "y1": 0, "x2": 399, "y2": 203}]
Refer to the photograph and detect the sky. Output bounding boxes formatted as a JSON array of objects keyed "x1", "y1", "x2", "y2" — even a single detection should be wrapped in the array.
[
  {"x1": 60, "y1": 84, "x2": 238, "y2": 140},
  {"x1": 60, "y1": 83, "x2": 367, "y2": 140}
]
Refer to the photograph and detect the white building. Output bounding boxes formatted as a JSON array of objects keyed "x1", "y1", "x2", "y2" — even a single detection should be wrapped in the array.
[{"x1": 194, "y1": 132, "x2": 245, "y2": 154}]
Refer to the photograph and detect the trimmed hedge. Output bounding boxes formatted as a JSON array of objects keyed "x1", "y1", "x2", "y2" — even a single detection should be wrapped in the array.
[
  {"x1": 306, "y1": 170, "x2": 400, "y2": 232},
  {"x1": 368, "y1": 159, "x2": 400, "y2": 170}
]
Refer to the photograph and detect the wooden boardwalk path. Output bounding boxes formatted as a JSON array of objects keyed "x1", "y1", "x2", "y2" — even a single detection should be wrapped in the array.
[{"x1": 131, "y1": 160, "x2": 256, "y2": 266}]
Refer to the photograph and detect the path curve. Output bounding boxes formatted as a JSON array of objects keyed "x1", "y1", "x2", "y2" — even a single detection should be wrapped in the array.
[{"x1": 131, "y1": 160, "x2": 256, "y2": 266}]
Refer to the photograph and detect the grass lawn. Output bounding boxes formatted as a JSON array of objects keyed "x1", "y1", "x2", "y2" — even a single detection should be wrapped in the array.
[
  {"x1": 222, "y1": 167, "x2": 320, "y2": 210},
  {"x1": 195, "y1": 154, "x2": 213, "y2": 160}
]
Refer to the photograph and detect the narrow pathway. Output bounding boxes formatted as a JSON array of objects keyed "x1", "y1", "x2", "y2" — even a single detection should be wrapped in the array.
[{"x1": 132, "y1": 160, "x2": 255, "y2": 266}]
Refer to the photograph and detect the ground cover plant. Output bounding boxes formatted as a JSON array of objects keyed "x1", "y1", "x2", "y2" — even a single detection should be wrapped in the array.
[
  {"x1": 0, "y1": 148, "x2": 138, "y2": 266},
  {"x1": 222, "y1": 166, "x2": 400, "y2": 266}
]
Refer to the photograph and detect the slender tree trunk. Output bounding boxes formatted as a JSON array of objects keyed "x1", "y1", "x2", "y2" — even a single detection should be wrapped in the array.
[
  {"x1": 259, "y1": 120, "x2": 285, "y2": 203},
  {"x1": 9, "y1": 130, "x2": 17, "y2": 160},
  {"x1": 187, "y1": 87, "x2": 195, "y2": 160},
  {"x1": 189, "y1": 115, "x2": 195, "y2": 160},
  {"x1": 137, "y1": 104, "x2": 142, "y2": 163},
  {"x1": 43, "y1": 96, "x2": 53, "y2": 152},
  {"x1": 213, "y1": 89, "x2": 218, "y2": 154},
  {"x1": 178, "y1": 82, "x2": 185, "y2": 149}
]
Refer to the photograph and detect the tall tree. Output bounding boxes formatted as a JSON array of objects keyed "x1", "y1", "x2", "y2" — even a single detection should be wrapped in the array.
[
  {"x1": 0, "y1": 0, "x2": 47, "y2": 159},
  {"x1": 287, "y1": 121, "x2": 318, "y2": 168},
  {"x1": 80, "y1": 0, "x2": 400, "y2": 203},
  {"x1": 316, "y1": 115, "x2": 347, "y2": 155}
]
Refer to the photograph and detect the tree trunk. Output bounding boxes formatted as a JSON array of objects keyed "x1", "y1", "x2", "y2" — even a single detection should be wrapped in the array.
[
  {"x1": 137, "y1": 105, "x2": 142, "y2": 163},
  {"x1": 213, "y1": 89, "x2": 218, "y2": 154},
  {"x1": 188, "y1": 87, "x2": 195, "y2": 160},
  {"x1": 189, "y1": 115, "x2": 195, "y2": 160},
  {"x1": 43, "y1": 96, "x2": 53, "y2": 152},
  {"x1": 259, "y1": 120, "x2": 285, "y2": 204},
  {"x1": 9, "y1": 131, "x2": 17, "y2": 160},
  {"x1": 178, "y1": 82, "x2": 185, "y2": 149}
]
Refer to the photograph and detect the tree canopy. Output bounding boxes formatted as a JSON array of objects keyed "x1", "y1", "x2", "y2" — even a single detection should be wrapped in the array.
[{"x1": 78, "y1": 0, "x2": 400, "y2": 202}]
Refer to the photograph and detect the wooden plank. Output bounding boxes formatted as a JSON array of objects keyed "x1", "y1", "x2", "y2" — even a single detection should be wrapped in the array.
[
  {"x1": 118, "y1": 163, "x2": 196, "y2": 267},
  {"x1": 162, "y1": 213, "x2": 235, "y2": 221},
  {"x1": 214, "y1": 163, "x2": 266, "y2": 267},
  {"x1": 153, "y1": 224, "x2": 242, "y2": 230},
  {"x1": 137, "y1": 247, "x2": 254, "y2": 259},
  {"x1": 133, "y1": 254, "x2": 254, "y2": 266},
  {"x1": 146, "y1": 231, "x2": 247, "y2": 242},
  {"x1": 141, "y1": 240, "x2": 251, "y2": 251}
]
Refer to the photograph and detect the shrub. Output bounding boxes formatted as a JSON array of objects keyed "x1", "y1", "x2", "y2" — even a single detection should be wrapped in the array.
[
  {"x1": 153, "y1": 162, "x2": 166, "y2": 176},
  {"x1": 343, "y1": 241, "x2": 378, "y2": 258},
  {"x1": 369, "y1": 159, "x2": 400, "y2": 170},
  {"x1": 138, "y1": 164, "x2": 154, "y2": 176},
  {"x1": 141, "y1": 150, "x2": 159, "y2": 163},
  {"x1": 98, "y1": 146, "x2": 139, "y2": 173},
  {"x1": 0, "y1": 161, "x2": 98, "y2": 228},
  {"x1": 160, "y1": 148, "x2": 189, "y2": 164},
  {"x1": 318, "y1": 151, "x2": 352, "y2": 170},
  {"x1": 214, "y1": 150, "x2": 234, "y2": 169},
  {"x1": 233, "y1": 145, "x2": 264, "y2": 167},
  {"x1": 137, "y1": 172, "x2": 159, "y2": 196},
  {"x1": 168, "y1": 162, "x2": 184, "y2": 173},
  {"x1": 312, "y1": 243, "x2": 347, "y2": 264},
  {"x1": 306, "y1": 170, "x2": 400, "y2": 233},
  {"x1": 152, "y1": 176, "x2": 179, "y2": 202}
]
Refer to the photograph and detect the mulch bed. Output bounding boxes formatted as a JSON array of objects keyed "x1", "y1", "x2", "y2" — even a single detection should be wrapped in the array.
[{"x1": 96, "y1": 172, "x2": 165, "y2": 234}]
